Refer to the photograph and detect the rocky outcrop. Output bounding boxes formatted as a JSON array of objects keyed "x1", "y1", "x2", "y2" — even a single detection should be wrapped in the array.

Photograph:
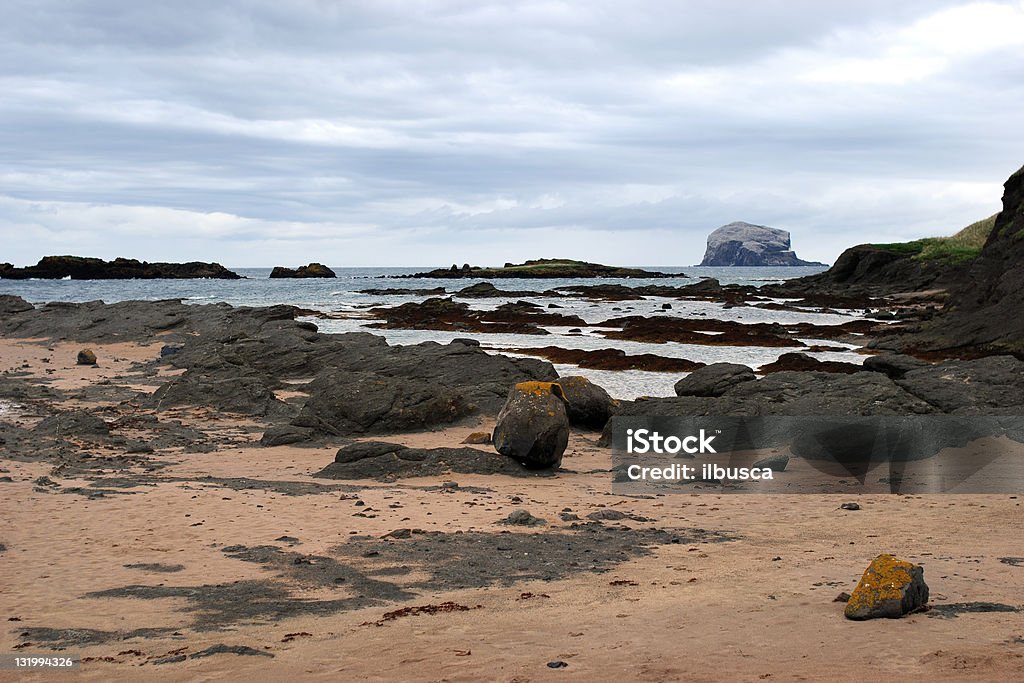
[
  {"x1": 766, "y1": 243, "x2": 968, "y2": 297},
  {"x1": 403, "y1": 259, "x2": 682, "y2": 279},
  {"x1": 891, "y1": 165, "x2": 1024, "y2": 357},
  {"x1": 0, "y1": 256, "x2": 240, "y2": 279},
  {"x1": 292, "y1": 372, "x2": 474, "y2": 436},
  {"x1": 674, "y1": 363, "x2": 755, "y2": 397},
  {"x1": 314, "y1": 441, "x2": 543, "y2": 480},
  {"x1": 699, "y1": 222, "x2": 825, "y2": 267},
  {"x1": 845, "y1": 554, "x2": 929, "y2": 620},
  {"x1": 269, "y1": 263, "x2": 336, "y2": 278},
  {"x1": 492, "y1": 381, "x2": 570, "y2": 469}
]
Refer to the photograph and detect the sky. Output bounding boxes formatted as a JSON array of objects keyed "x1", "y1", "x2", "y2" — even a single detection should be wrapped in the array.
[{"x1": 2, "y1": 1, "x2": 1024, "y2": 268}]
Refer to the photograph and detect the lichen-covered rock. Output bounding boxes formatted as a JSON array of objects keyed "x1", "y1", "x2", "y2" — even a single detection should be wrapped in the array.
[
  {"x1": 557, "y1": 375, "x2": 615, "y2": 429},
  {"x1": 845, "y1": 554, "x2": 929, "y2": 620},
  {"x1": 674, "y1": 363, "x2": 755, "y2": 397},
  {"x1": 76, "y1": 348, "x2": 97, "y2": 366},
  {"x1": 492, "y1": 381, "x2": 569, "y2": 469}
]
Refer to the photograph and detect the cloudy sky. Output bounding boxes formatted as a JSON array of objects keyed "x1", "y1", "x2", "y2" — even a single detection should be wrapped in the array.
[{"x1": 2, "y1": 1, "x2": 1023, "y2": 267}]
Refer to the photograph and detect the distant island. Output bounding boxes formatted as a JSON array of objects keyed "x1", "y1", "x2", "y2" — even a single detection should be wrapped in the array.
[
  {"x1": 700, "y1": 222, "x2": 826, "y2": 267},
  {"x1": 401, "y1": 258, "x2": 685, "y2": 279},
  {"x1": 270, "y1": 263, "x2": 337, "y2": 278},
  {"x1": 0, "y1": 256, "x2": 240, "y2": 280}
]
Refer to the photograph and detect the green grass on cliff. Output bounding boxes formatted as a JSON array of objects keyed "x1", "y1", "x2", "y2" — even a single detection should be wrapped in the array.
[{"x1": 870, "y1": 214, "x2": 997, "y2": 263}]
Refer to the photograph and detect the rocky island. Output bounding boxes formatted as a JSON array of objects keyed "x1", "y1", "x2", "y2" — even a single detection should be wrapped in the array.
[
  {"x1": 269, "y1": 262, "x2": 337, "y2": 278},
  {"x1": 0, "y1": 255, "x2": 240, "y2": 280},
  {"x1": 699, "y1": 222, "x2": 826, "y2": 267},
  {"x1": 402, "y1": 258, "x2": 683, "y2": 279}
]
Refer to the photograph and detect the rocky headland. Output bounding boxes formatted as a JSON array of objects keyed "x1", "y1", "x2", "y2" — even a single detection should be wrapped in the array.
[
  {"x1": 0, "y1": 256, "x2": 240, "y2": 280},
  {"x1": 700, "y1": 222, "x2": 826, "y2": 267}
]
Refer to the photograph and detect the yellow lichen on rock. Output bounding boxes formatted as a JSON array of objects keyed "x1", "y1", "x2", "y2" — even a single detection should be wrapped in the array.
[
  {"x1": 513, "y1": 381, "x2": 563, "y2": 398},
  {"x1": 845, "y1": 553, "x2": 929, "y2": 620}
]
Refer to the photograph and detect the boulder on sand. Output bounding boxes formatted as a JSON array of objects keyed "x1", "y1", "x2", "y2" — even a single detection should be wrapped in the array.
[
  {"x1": 492, "y1": 381, "x2": 569, "y2": 469},
  {"x1": 557, "y1": 376, "x2": 615, "y2": 429},
  {"x1": 77, "y1": 349, "x2": 98, "y2": 366},
  {"x1": 845, "y1": 554, "x2": 929, "y2": 620}
]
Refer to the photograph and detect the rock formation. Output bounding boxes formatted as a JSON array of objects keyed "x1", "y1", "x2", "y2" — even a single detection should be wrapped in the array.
[
  {"x1": 269, "y1": 263, "x2": 336, "y2": 278},
  {"x1": 699, "y1": 222, "x2": 825, "y2": 267},
  {"x1": 0, "y1": 256, "x2": 240, "y2": 279},
  {"x1": 403, "y1": 259, "x2": 682, "y2": 279}
]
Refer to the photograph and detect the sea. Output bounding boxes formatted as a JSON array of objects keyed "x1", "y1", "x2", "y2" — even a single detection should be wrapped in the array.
[{"x1": 0, "y1": 265, "x2": 868, "y2": 399}]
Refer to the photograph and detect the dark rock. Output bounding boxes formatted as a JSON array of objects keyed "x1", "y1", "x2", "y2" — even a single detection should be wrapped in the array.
[
  {"x1": 845, "y1": 554, "x2": 928, "y2": 620},
  {"x1": 269, "y1": 263, "x2": 336, "y2": 278},
  {"x1": 493, "y1": 382, "x2": 570, "y2": 469},
  {"x1": 509, "y1": 347, "x2": 703, "y2": 372},
  {"x1": 76, "y1": 348, "x2": 97, "y2": 366},
  {"x1": 674, "y1": 363, "x2": 755, "y2": 397},
  {"x1": 260, "y1": 425, "x2": 315, "y2": 446},
  {"x1": 586, "y1": 509, "x2": 628, "y2": 521},
  {"x1": 547, "y1": 661, "x2": 569, "y2": 669},
  {"x1": 316, "y1": 442, "x2": 544, "y2": 480},
  {"x1": 840, "y1": 502, "x2": 861, "y2": 511},
  {"x1": 148, "y1": 375, "x2": 292, "y2": 418},
  {"x1": 292, "y1": 372, "x2": 474, "y2": 436},
  {"x1": 700, "y1": 222, "x2": 825, "y2": 267},
  {"x1": 403, "y1": 258, "x2": 681, "y2": 279},
  {"x1": 0, "y1": 295, "x2": 33, "y2": 315},
  {"x1": 895, "y1": 356, "x2": 1024, "y2": 414},
  {"x1": 159, "y1": 345, "x2": 182, "y2": 358},
  {"x1": 35, "y1": 410, "x2": 110, "y2": 437},
  {"x1": 751, "y1": 454, "x2": 789, "y2": 472},
  {"x1": 500, "y1": 509, "x2": 546, "y2": 526},
  {"x1": 759, "y1": 353, "x2": 862, "y2": 375},
  {"x1": 557, "y1": 376, "x2": 615, "y2": 430},
  {"x1": 0, "y1": 255, "x2": 240, "y2": 279},
  {"x1": 863, "y1": 353, "x2": 929, "y2": 379},
  {"x1": 834, "y1": 592, "x2": 852, "y2": 603}
]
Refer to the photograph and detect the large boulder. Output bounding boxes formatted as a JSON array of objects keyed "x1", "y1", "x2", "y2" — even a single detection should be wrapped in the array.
[
  {"x1": 292, "y1": 371, "x2": 474, "y2": 436},
  {"x1": 557, "y1": 376, "x2": 615, "y2": 429},
  {"x1": 492, "y1": 381, "x2": 569, "y2": 469},
  {"x1": 700, "y1": 222, "x2": 824, "y2": 267},
  {"x1": 674, "y1": 363, "x2": 755, "y2": 397},
  {"x1": 845, "y1": 554, "x2": 929, "y2": 620}
]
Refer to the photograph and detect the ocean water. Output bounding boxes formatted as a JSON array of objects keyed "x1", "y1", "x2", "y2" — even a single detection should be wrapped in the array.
[{"x1": 1, "y1": 265, "x2": 869, "y2": 399}]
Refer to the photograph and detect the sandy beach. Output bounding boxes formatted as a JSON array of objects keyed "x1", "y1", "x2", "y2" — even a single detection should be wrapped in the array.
[{"x1": 2, "y1": 337, "x2": 1023, "y2": 681}]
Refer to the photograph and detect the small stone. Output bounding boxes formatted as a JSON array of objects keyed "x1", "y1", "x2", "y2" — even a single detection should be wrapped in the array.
[
  {"x1": 461, "y1": 431, "x2": 492, "y2": 445},
  {"x1": 76, "y1": 349, "x2": 97, "y2": 366},
  {"x1": 840, "y1": 502, "x2": 861, "y2": 511},
  {"x1": 547, "y1": 661, "x2": 569, "y2": 669},
  {"x1": 834, "y1": 592, "x2": 852, "y2": 603},
  {"x1": 386, "y1": 528, "x2": 413, "y2": 539}
]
